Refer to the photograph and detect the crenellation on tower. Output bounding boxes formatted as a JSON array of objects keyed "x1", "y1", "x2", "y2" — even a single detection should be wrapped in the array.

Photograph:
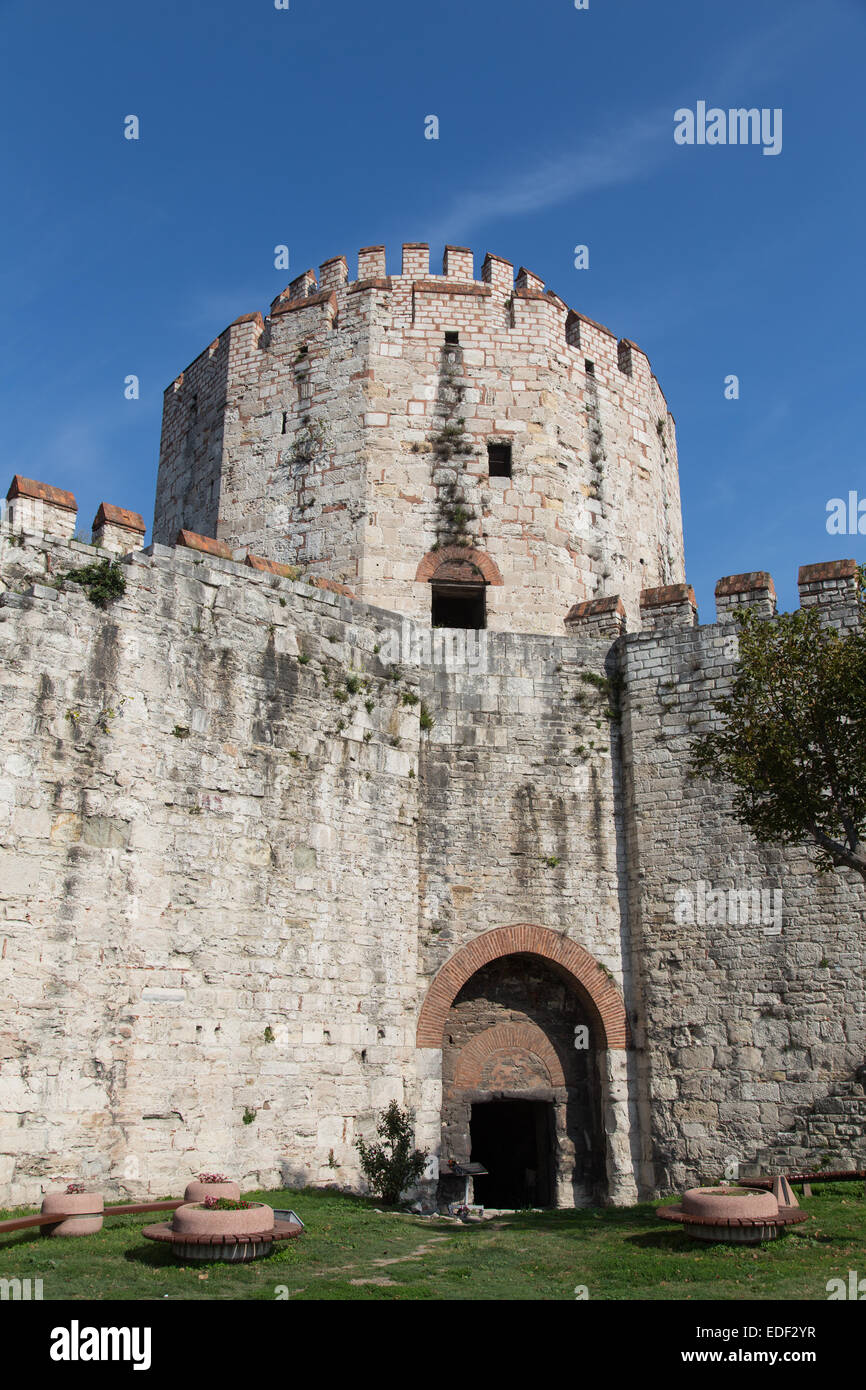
[
  {"x1": 481, "y1": 250, "x2": 513, "y2": 294},
  {"x1": 796, "y1": 558, "x2": 862, "y2": 634},
  {"x1": 284, "y1": 268, "x2": 318, "y2": 301},
  {"x1": 357, "y1": 244, "x2": 386, "y2": 278},
  {"x1": 401, "y1": 241, "x2": 430, "y2": 277},
  {"x1": 269, "y1": 287, "x2": 338, "y2": 319},
  {"x1": 442, "y1": 244, "x2": 474, "y2": 279},
  {"x1": 564, "y1": 593, "x2": 628, "y2": 637},
  {"x1": 798, "y1": 557, "x2": 859, "y2": 607},
  {"x1": 515, "y1": 265, "x2": 545, "y2": 293},
  {"x1": 319, "y1": 254, "x2": 349, "y2": 291}
]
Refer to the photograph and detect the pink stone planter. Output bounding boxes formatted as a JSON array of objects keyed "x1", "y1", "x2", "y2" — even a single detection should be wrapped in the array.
[
  {"x1": 657, "y1": 1184, "x2": 809, "y2": 1244},
  {"x1": 40, "y1": 1191, "x2": 104, "y2": 1238},
  {"x1": 681, "y1": 1186, "x2": 778, "y2": 1221},
  {"x1": 172, "y1": 1202, "x2": 274, "y2": 1239},
  {"x1": 153, "y1": 1200, "x2": 277, "y2": 1262},
  {"x1": 183, "y1": 1179, "x2": 242, "y2": 1203},
  {"x1": 142, "y1": 1206, "x2": 301, "y2": 1263}
]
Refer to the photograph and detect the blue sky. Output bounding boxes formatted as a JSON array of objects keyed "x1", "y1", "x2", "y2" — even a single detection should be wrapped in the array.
[{"x1": 2, "y1": 0, "x2": 864, "y2": 617}]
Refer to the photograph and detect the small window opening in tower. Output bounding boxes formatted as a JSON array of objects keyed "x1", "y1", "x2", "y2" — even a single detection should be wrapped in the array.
[
  {"x1": 281, "y1": 411, "x2": 288, "y2": 434},
  {"x1": 431, "y1": 582, "x2": 486, "y2": 630},
  {"x1": 298, "y1": 343, "x2": 309, "y2": 356},
  {"x1": 487, "y1": 442, "x2": 512, "y2": 478},
  {"x1": 444, "y1": 331, "x2": 459, "y2": 344},
  {"x1": 585, "y1": 359, "x2": 595, "y2": 375}
]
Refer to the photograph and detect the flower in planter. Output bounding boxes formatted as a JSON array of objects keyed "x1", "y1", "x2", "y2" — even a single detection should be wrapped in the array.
[
  {"x1": 183, "y1": 1173, "x2": 241, "y2": 1203},
  {"x1": 51, "y1": 1177, "x2": 87, "y2": 1194},
  {"x1": 202, "y1": 1196, "x2": 252, "y2": 1211},
  {"x1": 42, "y1": 1182, "x2": 104, "y2": 1237}
]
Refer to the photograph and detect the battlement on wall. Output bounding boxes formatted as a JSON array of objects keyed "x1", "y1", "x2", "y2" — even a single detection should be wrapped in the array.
[
  {"x1": 568, "y1": 560, "x2": 861, "y2": 636},
  {"x1": 163, "y1": 241, "x2": 670, "y2": 409},
  {"x1": 1, "y1": 475, "x2": 356, "y2": 597},
  {"x1": 4, "y1": 473, "x2": 858, "y2": 644},
  {"x1": 3, "y1": 476, "x2": 146, "y2": 554}
]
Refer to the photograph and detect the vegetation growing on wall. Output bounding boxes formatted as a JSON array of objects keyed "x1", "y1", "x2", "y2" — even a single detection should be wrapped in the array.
[
  {"x1": 57, "y1": 558, "x2": 126, "y2": 609},
  {"x1": 571, "y1": 668, "x2": 624, "y2": 760},
  {"x1": 429, "y1": 345, "x2": 477, "y2": 546},
  {"x1": 290, "y1": 417, "x2": 331, "y2": 468}
]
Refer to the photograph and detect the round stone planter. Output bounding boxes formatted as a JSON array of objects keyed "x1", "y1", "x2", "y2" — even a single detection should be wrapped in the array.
[
  {"x1": 40, "y1": 1191, "x2": 104, "y2": 1238},
  {"x1": 657, "y1": 1185, "x2": 808, "y2": 1245},
  {"x1": 682, "y1": 1187, "x2": 779, "y2": 1243},
  {"x1": 183, "y1": 1179, "x2": 241, "y2": 1204},
  {"x1": 682, "y1": 1186, "x2": 778, "y2": 1221},
  {"x1": 166, "y1": 1201, "x2": 275, "y2": 1263},
  {"x1": 142, "y1": 1206, "x2": 301, "y2": 1262},
  {"x1": 173, "y1": 1202, "x2": 274, "y2": 1239}
]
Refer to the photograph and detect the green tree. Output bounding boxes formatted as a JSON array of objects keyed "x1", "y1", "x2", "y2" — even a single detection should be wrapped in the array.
[
  {"x1": 690, "y1": 573, "x2": 866, "y2": 884},
  {"x1": 354, "y1": 1101, "x2": 429, "y2": 1205}
]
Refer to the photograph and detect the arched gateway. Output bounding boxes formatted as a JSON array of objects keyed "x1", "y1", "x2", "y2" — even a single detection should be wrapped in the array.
[{"x1": 416, "y1": 926, "x2": 636, "y2": 1209}]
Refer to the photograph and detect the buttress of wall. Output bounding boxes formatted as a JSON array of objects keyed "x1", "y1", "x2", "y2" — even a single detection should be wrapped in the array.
[
  {"x1": 154, "y1": 322, "x2": 241, "y2": 545},
  {"x1": 412, "y1": 630, "x2": 641, "y2": 1203},
  {"x1": 619, "y1": 615, "x2": 866, "y2": 1194},
  {"x1": 415, "y1": 633, "x2": 629, "y2": 982},
  {"x1": 213, "y1": 289, "x2": 375, "y2": 584},
  {"x1": 0, "y1": 532, "x2": 424, "y2": 1205}
]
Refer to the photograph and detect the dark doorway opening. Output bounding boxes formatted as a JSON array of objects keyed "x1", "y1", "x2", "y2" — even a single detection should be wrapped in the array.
[
  {"x1": 469, "y1": 1100, "x2": 553, "y2": 1208},
  {"x1": 431, "y1": 582, "x2": 486, "y2": 630}
]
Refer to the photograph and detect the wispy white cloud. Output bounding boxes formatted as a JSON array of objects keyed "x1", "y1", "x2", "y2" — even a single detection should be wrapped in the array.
[
  {"x1": 426, "y1": 113, "x2": 666, "y2": 245},
  {"x1": 426, "y1": 0, "x2": 843, "y2": 245}
]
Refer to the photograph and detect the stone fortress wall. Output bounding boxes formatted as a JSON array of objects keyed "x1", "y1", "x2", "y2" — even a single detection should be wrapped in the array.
[
  {"x1": 1, "y1": 473, "x2": 862, "y2": 1209},
  {"x1": 619, "y1": 565, "x2": 865, "y2": 1191}
]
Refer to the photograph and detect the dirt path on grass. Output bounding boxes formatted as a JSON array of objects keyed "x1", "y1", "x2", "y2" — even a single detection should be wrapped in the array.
[
  {"x1": 289, "y1": 1232, "x2": 455, "y2": 1293},
  {"x1": 369, "y1": 1235, "x2": 451, "y2": 1267}
]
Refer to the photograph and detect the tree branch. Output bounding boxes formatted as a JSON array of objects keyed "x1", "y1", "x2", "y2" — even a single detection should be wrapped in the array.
[{"x1": 810, "y1": 824, "x2": 866, "y2": 880}]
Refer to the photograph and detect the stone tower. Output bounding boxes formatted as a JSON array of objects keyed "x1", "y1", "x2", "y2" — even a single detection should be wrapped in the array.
[{"x1": 154, "y1": 243, "x2": 684, "y2": 634}]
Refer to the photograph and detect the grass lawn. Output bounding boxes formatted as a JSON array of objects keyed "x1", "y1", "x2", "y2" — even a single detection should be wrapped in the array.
[{"x1": 0, "y1": 1183, "x2": 863, "y2": 1301}]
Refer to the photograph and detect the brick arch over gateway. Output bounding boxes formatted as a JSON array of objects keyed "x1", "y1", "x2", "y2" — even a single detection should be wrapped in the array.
[
  {"x1": 415, "y1": 545, "x2": 504, "y2": 586},
  {"x1": 453, "y1": 1022, "x2": 567, "y2": 1089},
  {"x1": 416, "y1": 925, "x2": 630, "y2": 1050}
]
